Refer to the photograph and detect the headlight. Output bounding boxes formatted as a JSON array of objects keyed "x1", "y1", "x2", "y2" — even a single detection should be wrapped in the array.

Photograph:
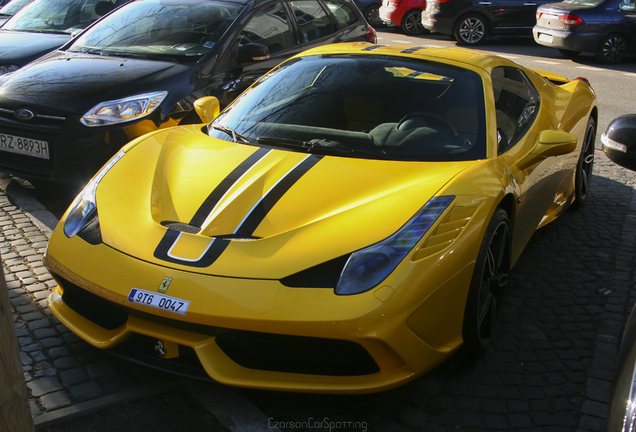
[
  {"x1": 0, "y1": 65, "x2": 19, "y2": 75},
  {"x1": 80, "y1": 91, "x2": 168, "y2": 127},
  {"x1": 63, "y1": 150, "x2": 126, "y2": 238},
  {"x1": 335, "y1": 196, "x2": 454, "y2": 295}
]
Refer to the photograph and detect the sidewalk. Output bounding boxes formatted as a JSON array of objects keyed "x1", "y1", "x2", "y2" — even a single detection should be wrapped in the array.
[{"x1": 0, "y1": 176, "x2": 276, "y2": 432}]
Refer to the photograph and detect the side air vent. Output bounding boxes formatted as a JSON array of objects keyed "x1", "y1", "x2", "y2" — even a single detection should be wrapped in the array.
[{"x1": 161, "y1": 221, "x2": 201, "y2": 234}]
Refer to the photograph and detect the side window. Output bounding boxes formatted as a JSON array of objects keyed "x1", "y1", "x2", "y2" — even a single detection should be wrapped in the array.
[
  {"x1": 620, "y1": 0, "x2": 635, "y2": 11},
  {"x1": 239, "y1": 3, "x2": 295, "y2": 54},
  {"x1": 290, "y1": 0, "x2": 336, "y2": 43},
  {"x1": 492, "y1": 66, "x2": 540, "y2": 154},
  {"x1": 324, "y1": 0, "x2": 359, "y2": 27}
]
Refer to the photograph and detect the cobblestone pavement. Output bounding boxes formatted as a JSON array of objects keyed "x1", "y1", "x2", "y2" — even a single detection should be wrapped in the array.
[{"x1": 2, "y1": 148, "x2": 636, "y2": 431}]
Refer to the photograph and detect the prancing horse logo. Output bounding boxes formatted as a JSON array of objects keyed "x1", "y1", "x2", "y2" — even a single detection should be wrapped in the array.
[{"x1": 157, "y1": 277, "x2": 172, "y2": 294}]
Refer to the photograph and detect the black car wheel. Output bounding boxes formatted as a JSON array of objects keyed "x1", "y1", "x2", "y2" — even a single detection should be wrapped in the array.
[
  {"x1": 364, "y1": 4, "x2": 383, "y2": 26},
  {"x1": 462, "y1": 207, "x2": 510, "y2": 351},
  {"x1": 454, "y1": 14, "x2": 488, "y2": 45},
  {"x1": 595, "y1": 33, "x2": 628, "y2": 64},
  {"x1": 558, "y1": 48, "x2": 580, "y2": 58},
  {"x1": 401, "y1": 9, "x2": 425, "y2": 35},
  {"x1": 573, "y1": 116, "x2": 595, "y2": 208}
]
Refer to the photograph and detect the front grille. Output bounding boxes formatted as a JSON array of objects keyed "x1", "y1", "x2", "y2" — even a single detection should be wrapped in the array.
[{"x1": 54, "y1": 275, "x2": 380, "y2": 377}]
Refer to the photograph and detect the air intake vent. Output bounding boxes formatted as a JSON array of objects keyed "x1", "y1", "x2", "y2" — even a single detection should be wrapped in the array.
[{"x1": 161, "y1": 221, "x2": 201, "y2": 234}]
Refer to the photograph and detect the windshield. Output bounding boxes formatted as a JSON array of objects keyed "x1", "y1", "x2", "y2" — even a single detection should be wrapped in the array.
[
  {"x1": 3, "y1": 0, "x2": 115, "y2": 34},
  {"x1": 0, "y1": 0, "x2": 33, "y2": 17},
  {"x1": 68, "y1": 0, "x2": 242, "y2": 60},
  {"x1": 209, "y1": 55, "x2": 486, "y2": 162}
]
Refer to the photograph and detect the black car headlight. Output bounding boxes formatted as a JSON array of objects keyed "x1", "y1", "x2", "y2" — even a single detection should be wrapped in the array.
[{"x1": 80, "y1": 91, "x2": 167, "y2": 127}]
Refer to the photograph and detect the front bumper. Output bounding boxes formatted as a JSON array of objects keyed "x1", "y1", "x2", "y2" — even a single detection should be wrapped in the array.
[{"x1": 44, "y1": 215, "x2": 479, "y2": 393}]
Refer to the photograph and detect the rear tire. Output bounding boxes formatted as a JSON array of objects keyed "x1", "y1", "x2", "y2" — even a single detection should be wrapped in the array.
[
  {"x1": 461, "y1": 207, "x2": 510, "y2": 352},
  {"x1": 364, "y1": 4, "x2": 383, "y2": 27},
  {"x1": 573, "y1": 116, "x2": 595, "y2": 208},
  {"x1": 454, "y1": 14, "x2": 488, "y2": 45},
  {"x1": 595, "y1": 33, "x2": 628, "y2": 64},
  {"x1": 401, "y1": 9, "x2": 425, "y2": 35}
]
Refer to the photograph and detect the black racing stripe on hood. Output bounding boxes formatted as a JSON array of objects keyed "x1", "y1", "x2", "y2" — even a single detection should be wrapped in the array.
[
  {"x1": 234, "y1": 154, "x2": 323, "y2": 236},
  {"x1": 189, "y1": 147, "x2": 271, "y2": 228}
]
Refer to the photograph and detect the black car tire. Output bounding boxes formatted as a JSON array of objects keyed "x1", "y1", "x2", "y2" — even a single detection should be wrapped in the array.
[
  {"x1": 364, "y1": 4, "x2": 383, "y2": 26},
  {"x1": 454, "y1": 14, "x2": 488, "y2": 45},
  {"x1": 595, "y1": 33, "x2": 628, "y2": 64},
  {"x1": 461, "y1": 207, "x2": 510, "y2": 352},
  {"x1": 573, "y1": 116, "x2": 595, "y2": 208},
  {"x1": 401, "y1": 9, "x2": 425, "y2": 35},
  {"x1": 558, "y1": 48, "x2": 580, "y2": 58}
]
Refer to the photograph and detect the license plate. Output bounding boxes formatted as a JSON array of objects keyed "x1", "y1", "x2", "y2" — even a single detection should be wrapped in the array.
[
  {"x1": 538, "y1": 33, "x2": 553, "y2": 43},
  {"x1": 128, "y1": 288, "x2": 191, "y2": 316},
  {"x1": 0, "y1": 133, "x2": 49, "y2": 159}
]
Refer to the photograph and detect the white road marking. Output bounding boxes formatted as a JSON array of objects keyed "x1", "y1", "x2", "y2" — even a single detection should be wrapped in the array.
[{"x1": 534, "y1": 60, "x2": 560, "y2": 65}]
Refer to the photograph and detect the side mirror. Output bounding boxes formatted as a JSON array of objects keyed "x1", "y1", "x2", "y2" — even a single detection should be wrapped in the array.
[
  {"x1": 533, "y1": 130, "x2": 578, "y2": 157},
  {"x1": 602, "y1": 114, "x2": 636, "y2": 171},
  {"x1": 194, "y1": 96, "x2": 220, "y2": 124},
  {"x1": 238, "y1": 43, "x2": 270, "y2": 63}
]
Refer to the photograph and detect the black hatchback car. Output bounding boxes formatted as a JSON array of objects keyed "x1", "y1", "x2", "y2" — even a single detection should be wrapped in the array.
[
  {"x1": 533, "y1": 0, "x2": 636, "y2": 64},
  {"x1": 422, "y1": 0, "x2": 554, "y2": 45},
  {"x1": 0, "y1": 0, "x2": 376, "y2": 185}
]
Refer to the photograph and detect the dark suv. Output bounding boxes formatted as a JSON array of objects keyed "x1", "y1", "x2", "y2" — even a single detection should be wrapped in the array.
[
  {"x1": 0, "y1": 0, "x2": 376, "y2": 185},
  {"x1": 422, "y1": 0, "x2": 554, "y2": 45}
]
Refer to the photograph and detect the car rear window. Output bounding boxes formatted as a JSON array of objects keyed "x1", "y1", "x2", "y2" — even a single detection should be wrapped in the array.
[{"x1": 209, "y1": 54, "x2": 487, "y2": 162}]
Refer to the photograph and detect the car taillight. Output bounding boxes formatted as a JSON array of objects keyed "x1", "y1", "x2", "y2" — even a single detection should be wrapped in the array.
[
  {"x1": 536, "y1": 11, "x2": 542, "y2": 20},
  {"x1": 558, "y1": 13, "x2": 582, "y2": 25},
  {"x1": 366, "y1": 26, "x2": 377, "y2": 44}
]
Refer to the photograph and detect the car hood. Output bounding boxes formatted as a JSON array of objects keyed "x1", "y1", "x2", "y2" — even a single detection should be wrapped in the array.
[
  {"x1": 0, "y1": 31, "x2": 70, "y2": 65},
  {"x1": 93, "y1": 126, "x2": 479, "y2": 279},
  {"x1": 0, "y1": 50, "x2": 193, "y2": 114}
]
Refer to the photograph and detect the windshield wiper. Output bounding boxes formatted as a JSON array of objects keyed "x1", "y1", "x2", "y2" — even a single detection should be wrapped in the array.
[
  {"x1": 257, "y1": 137, "x2": 384, "y2": 158},
  {"x1": 210, "y1": 124, "x2": 251, "y2": 144}
]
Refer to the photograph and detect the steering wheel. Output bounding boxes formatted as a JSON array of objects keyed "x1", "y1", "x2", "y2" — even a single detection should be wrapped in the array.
[{"x1": 397, "y1": 112, "x2": 458, "y2": 137}]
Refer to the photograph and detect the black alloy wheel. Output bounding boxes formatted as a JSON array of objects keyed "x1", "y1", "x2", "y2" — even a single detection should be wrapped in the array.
[
  {"x1": 364, "y1": 4, "x2": 383, "y2": 26},
  {"x1": 462, "y1": 207, "x2": 511, "y2": 351},
  {"x1": 454, "y1": 14, "x2": 487, "y2": 45},
  {"x1": 401, "y1": 9, "x2": 425, "y2": 35},
  {"x1": 596, "y1": 33, "x2": 628, "y2": 64},
  {"x1": 573, "y1": 116, "x2": 595, "y2": 208}
]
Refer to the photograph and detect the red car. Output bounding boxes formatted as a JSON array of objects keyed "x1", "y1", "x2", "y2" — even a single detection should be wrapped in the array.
[{"x1": 379, "y1": 0, "x2": 427, "y2": 34}]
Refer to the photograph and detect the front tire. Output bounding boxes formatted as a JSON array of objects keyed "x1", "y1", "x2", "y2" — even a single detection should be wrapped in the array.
[
  {"x1": 462, "y1": 208, "x2": 511, "y2": 351},
  {"x1": 401, "y1": 9, "x2": 425, "y2": 35},
  {"x1": 573, "y1": 116, "x2": 595, "y2": 208},
  {"x1": 454, "y1": 14, "x2": 488, "y2": 45},
  {"x1": 595, "y1": 33, "x2": 628, "y2": 64}
]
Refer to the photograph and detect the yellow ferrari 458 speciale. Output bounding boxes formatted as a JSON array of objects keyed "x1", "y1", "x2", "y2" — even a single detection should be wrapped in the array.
[{"x1": 45, "y1": 43, "x2": 598, "y2": 394}]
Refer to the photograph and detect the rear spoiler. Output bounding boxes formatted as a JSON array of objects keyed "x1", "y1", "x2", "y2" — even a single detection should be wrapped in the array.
[{"x1": 531, "y1": 68, "x2": 571, "y2": 85}]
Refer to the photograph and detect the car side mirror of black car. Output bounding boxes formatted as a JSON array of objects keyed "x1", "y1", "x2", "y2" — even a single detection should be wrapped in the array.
[
  {"x1": 238, "y1": 43, "x2": 270, "y2": 63},
  {"x1": 602, "y1": 114, "x2": 636, "y2": 171},
  {"x1": 533, "y1": 130, "x2": 578, "y2": 157},
  {"x1": 194, "y1": 96, "x2": 220, "y2": 124}
]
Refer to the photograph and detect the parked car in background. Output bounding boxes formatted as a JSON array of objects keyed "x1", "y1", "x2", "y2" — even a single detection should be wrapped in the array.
[
  {"x1": 0, "y1": 0, "x2": 376, "y2": 186},
  {"x1": 422, "y1": 0, "x2": 554, "y2": 45},
  {"x1": 354, "y1": 0, "x2": 382, "y2": 25},
  {"x1": 533, "y1": 0, "x2": 636, "y2": 64},
  {"x1": 601, "y1": 115, "x2": 636, "y2": 432},
  {"x1": 0, "y1": 0, "x2": 34, "y2": 26},
  {"x1": 380, "y1": 0, "x2": 427, "y2": 34},
  {"x1": 0, "y1": 0, "x2": 132, "y2": 76}
]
